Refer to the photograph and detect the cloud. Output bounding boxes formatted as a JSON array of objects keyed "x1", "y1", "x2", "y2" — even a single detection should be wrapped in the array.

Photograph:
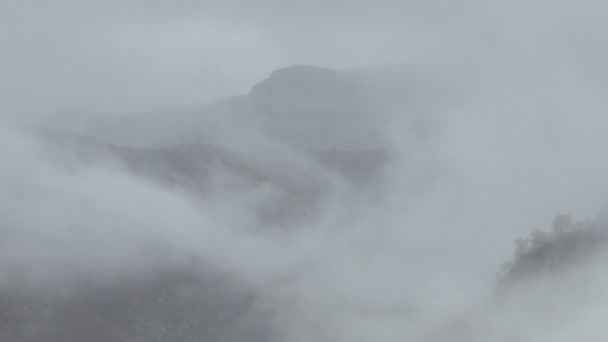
[{"x1": 3, "y1": 0, "x2": 608, "y2": 340}]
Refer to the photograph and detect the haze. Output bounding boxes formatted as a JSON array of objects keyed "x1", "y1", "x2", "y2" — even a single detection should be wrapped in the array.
[{"x1": 2, "y1": 0, "x2": 608, "y2": 341}]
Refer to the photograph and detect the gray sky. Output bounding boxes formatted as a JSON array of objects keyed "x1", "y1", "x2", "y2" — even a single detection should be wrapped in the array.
[
  {"x1": 3, "y1": 1, "x2": 608, "y2": 340},
  {"x1": 5, "y1": 0, "x2": 607, "y2": 119},
  {"x1": 0, "y1": 0, "x2": 424, "y2": 118}
]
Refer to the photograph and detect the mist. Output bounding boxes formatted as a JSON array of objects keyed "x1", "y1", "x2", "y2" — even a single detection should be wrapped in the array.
[{"x1": 2, "y1": 0, "x2": 608, "y2": 341}]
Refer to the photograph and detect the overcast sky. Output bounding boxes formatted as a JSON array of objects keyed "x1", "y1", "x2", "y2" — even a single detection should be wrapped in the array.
[
  {"x1": 4, "y1": 2, "x2": 608, "y2": 340},
  {"x1": 2, "y1": 0, "x2": 606, "y2": 120}
]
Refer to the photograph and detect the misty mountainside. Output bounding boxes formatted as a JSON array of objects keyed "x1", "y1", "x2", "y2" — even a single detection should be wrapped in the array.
[
  {"x1": 7, "y1": 0, "x2": 608, "y2": 340},
  {"x1": 41, "y1": 64, "x2": 442, "y2": 228},
  {"x1": 424, "y1": 215, "x2": 608, "y2": 342},
  {"x1": 42, "y1": 130, "x2": 391, "y2": 188},
  {"x1": 41, "y1": 65, "x2": 406, "y2": 230},
  {"x1": 9, "y1": 63, "x2": 608, "y2": 342},
  {"x1": 0, "y1": 66, "x2": 406, "y2": 341},
  {"x1": 41, "y1": 129, "x2": 391, "y2": 229},
  {"x1": 0, "y1": 262, "x2": 271, "y2": 342},
  {"x1": 47, "y1": 64, "x2": 433, "y2": 149},
  {"x1": 499, "y1": 214, "x2": 608, "y2": 288}
]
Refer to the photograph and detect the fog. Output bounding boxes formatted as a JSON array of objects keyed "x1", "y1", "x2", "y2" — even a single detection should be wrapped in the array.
[{"x1": 2, "y1": 0, "x2": 608, "y2": 341}]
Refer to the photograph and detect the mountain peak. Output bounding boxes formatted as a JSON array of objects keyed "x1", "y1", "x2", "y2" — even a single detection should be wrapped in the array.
[
  {"x1": 250, "y1": 65, "x2": 345, "y2": 97},
  {"x1": 269, "y1": 64, "x2": 337, "y2": 76}
]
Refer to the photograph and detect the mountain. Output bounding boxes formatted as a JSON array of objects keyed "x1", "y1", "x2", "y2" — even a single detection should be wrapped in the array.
[
  {"x1": 14, "y1": 64, "x2": 416, "y2": 341},
  {"x1": 41, "y1": 65, "x2": 406, "y2": 227},
  {"x1": 45, "y1": 64, "x2": 421, "y2": 149}
]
